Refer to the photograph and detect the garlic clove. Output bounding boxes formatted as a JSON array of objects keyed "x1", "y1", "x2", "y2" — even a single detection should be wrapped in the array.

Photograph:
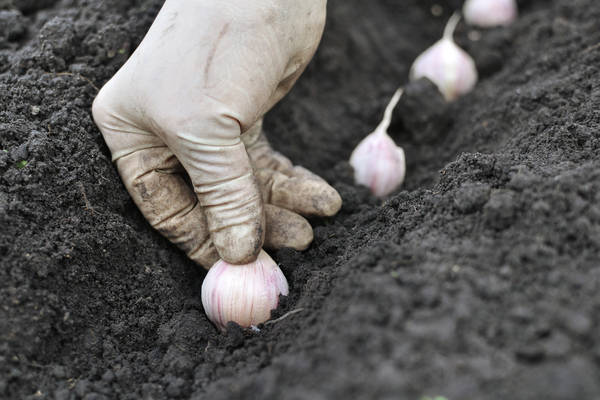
[
  {"x1": 409, "y1": 12, "x2": 478, "y2": 102},
  {"x1": 350, "y1": 130, "x2": 406, "y2": 197},
  {"x1": 463, "y1": 0, "x2": 518, "y2": 27},
  {"x1": 201, "y1": 249, "x2": 288, "y2": 333},
  {"x1": 349, "y1": 88, "x2": 406, "y2": 197}
]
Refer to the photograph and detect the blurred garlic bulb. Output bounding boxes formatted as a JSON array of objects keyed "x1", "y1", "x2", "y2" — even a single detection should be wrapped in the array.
[
  {"x1": 349, "y1": 88, "x2": 406, "y2": 197},
  {"x1": 201, "y1": 249, "x2": 288, "y2": 333},
  {"x1": 409, "y1": 12, "x2": 478, "y2": 101},
  {"x1": 463, "y1": 0, "x2": 518, "y2": 27}
]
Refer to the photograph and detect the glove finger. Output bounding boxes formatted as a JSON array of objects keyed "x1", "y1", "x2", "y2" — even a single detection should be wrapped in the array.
[
  {"x1": 115, "y1": 147, "x2": 220, "y2": 269},
  {"x1": 263, "y1": 204, "x2": 313, "y2": 251},
  {"x1": 175, "y1": 140, "x2": 265, "y2": 265},
  {"x1": 245, "y1": 131, "x2": 294, "y2": 172},
  {"x1": 255, "y1": 167, "x2": 342, "y2": 217},
  {"x1": 281, "y1": 164, "x2": 328, "y2": 183}
]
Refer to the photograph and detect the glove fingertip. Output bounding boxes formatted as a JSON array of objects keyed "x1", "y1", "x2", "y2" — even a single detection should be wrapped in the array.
[
  {"x1": 211, "y1": 219, "x2": 265, "y2": 265},
  {"x1": 316, "y1": 186, "x2": 343, "y2": 217},
  {"x1": 264, "y1": 204, "x2": 313, "y2": 251}
]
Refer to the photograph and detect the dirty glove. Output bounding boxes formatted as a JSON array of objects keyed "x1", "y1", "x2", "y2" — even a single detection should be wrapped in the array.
[{"x1": 92, "y1": 0, "x2": 341, "y2": 268}]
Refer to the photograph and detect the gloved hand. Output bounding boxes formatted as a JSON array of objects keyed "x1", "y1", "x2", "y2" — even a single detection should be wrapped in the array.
[{"x1": 92, "y1": 0, "x2": 341, "y2": 268}]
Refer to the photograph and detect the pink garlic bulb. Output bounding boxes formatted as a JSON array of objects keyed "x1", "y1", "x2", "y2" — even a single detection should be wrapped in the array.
[
  {"x1": 409, "y1": 12, "x2": 478, "y2": 102},
  {"x1": 463, "y1": 0, "x2": 518, "y2": 27},
  {"x1": 349, "y1": 88, "x2": 406, "y2": 197},
  {"x1": 201, "y1": 249, "x2": 288, "y2": 333}
]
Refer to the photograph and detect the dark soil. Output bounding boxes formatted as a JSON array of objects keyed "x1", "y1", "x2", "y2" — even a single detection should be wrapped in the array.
[{"x1": 2, "y1": 0, "x2": 600, "y2": 399}]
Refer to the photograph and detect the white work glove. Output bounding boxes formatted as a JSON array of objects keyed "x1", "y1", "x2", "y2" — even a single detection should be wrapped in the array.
[{"x1": 92, "y1": 0, "x2": 341, "y2": 268}]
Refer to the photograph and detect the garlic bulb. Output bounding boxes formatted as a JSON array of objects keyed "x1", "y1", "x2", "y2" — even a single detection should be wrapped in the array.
[
  {"x1": 409, "y1": 12, "x2": 478, "y2": 101},
  {"x1": 201, "y1": 249, "x2": 288, "y2": 332},
  {"x1": 349, "y1": 88, "x2": 406, "y2": 197},
  {"x1": 463, "y1": 0, "x2": 518, "y2": 27}
]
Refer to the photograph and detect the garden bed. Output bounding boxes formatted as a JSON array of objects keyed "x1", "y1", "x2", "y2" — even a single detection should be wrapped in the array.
[{"x1": 2, "y1": 0, "x2": 600, "y2": 398}]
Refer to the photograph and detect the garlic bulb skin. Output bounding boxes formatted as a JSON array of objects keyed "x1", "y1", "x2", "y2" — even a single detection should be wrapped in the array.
[
  {"x1": 201, "y1": 249, "x2": 289, "y2": 333},
  {"x1": 409, "y1": 12, "x2": 478, "y2": 101},
  {"x1": 463, "y1": 0, "x2": 518, "y2": 27},
  {"x1": 349, "y1": 88, "x2": 406, "y2": 197}
]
